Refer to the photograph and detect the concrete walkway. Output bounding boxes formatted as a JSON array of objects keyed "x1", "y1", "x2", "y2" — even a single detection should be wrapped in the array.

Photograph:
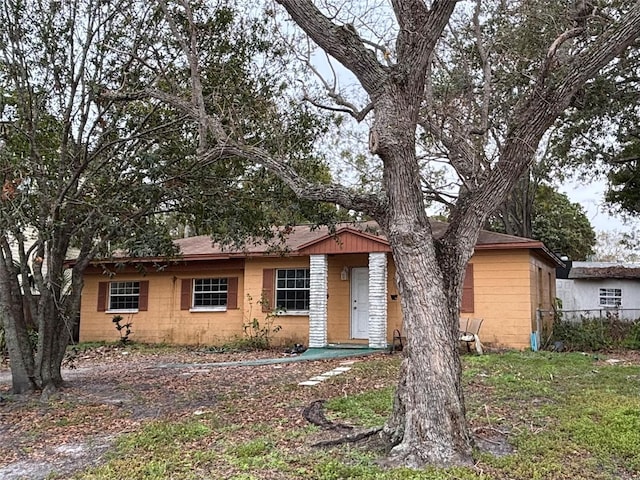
[{"x1": 156, "y1": 347, "x2": 383, "y2": 369}]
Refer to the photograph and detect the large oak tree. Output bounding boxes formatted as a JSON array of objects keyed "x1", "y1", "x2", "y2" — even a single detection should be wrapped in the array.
[
  {"x1": 0, "y1": 0, "x2": 189, "y2": 395},
  {"x1": 113, "y1": 0, "x2": 640, "y2": 467},
  {"x1": 0, "y1": 0, "x2": 336, "y2": 396}
]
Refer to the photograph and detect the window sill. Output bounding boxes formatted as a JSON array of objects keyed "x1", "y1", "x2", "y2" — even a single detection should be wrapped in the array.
[
  {"x1": 276, "y1": 310, "x2": 309, "y2": 316},
  {"x1": 189, "y1": 307, "x2": 227, "y2": 313},
  {"x1": 106, "y1": 309, "x2": 139, "y2": 314}
]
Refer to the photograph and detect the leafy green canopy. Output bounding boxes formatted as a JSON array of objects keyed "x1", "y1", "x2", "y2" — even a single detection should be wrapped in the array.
[
  {"x1": 134, "y1": 4, "x2": 346, "y2": 246},
  {"x1": 531, "y1": 185, "x2": 595, "y2": 260},
  {"x1": 489, "y1": 183, "x2": 595, "y2": 260},
  {"x1": 1, "y1": 1, "x2": 344, "y2": 264},
  {"x1": 549, "y1": 25, "x2": 640, "y2": 218}
]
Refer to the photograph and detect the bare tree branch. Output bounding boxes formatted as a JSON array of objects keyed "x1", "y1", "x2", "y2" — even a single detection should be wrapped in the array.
[
  {"x1": 275, "y1": 0, "x2": 388, "y2": 94},
  {"x1": 204, "y1": 143, "x2": 386, "y2": 214},
  {"x1": 302, "y1": 93, "x2": 373, "y2": 121},
  {"x1": 471, "y1": 0, "x2": 491, "y2": 136}
]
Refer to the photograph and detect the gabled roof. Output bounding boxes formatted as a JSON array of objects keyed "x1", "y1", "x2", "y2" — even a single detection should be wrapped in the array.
[
  {"x1": 78, "y1": 220, "x2": 560, "y2": 266},
  {"x1": 296, "y1": 227, "x2": 390, "y2": 255},
  {"x1": 568, "y1": 261, "x2": 640, "y2": 279},
  {"x1": 169, "y1": 220, "x2": 561, "y2": 266}
]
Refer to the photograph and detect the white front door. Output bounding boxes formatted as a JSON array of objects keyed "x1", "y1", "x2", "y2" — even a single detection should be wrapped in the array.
[{"x1": 351, "y1": 267, "x2": 369, "y2": 339}]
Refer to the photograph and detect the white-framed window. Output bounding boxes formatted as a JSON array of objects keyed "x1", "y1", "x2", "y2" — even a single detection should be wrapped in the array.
[
  {"x1": 193, "y1": 278, "x2": 228, "y2": 309},
  {"x1": 109, "y1": 281, "x2": 140, "y2": 311},
  {"x1": 276, "y1": 268, "x2": 310, "y2": 312},
  {"x1": 599, "y1": 288, "x2": 622, "y2": 307}
]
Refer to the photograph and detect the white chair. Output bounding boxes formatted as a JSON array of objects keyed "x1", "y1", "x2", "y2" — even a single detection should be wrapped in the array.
[{"x1": 459, "y1": 317, "x2": 484, "y2": 354}]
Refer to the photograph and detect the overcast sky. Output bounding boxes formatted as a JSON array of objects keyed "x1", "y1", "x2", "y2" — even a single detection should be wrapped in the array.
[{"x1": 562, "y1": 180, "x2": 636, "y2": 233}]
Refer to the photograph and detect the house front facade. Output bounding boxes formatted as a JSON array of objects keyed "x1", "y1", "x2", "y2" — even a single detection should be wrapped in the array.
[{"x1": 79, "y1": 222, "x2": 561, "y2": 350}]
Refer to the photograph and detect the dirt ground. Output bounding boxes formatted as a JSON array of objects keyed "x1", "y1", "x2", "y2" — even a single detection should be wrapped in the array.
[
  {"x1": 0, "y1": 346, "x2": 392, "y2": 480},
  {"x1": 3, "y1": 347, "x2": 638, "y2": 479}
]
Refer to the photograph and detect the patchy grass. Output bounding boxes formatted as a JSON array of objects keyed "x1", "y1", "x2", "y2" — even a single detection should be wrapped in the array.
[
  {"x1": 325, "y1": 386, "x2": 394, "y2": 427},
  {"x1": 3, "y1": 349, "x2": 639, "y2": 479}
]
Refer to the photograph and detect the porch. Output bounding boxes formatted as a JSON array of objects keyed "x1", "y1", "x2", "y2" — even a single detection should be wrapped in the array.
[{"x1": 307, "y1": 252, "x2": 391, "y2": 349}]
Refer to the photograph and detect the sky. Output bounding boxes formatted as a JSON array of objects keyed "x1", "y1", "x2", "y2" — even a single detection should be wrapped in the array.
[
  {"x1": 562, "y1": 179, "x2": 636, "y2": 234},
  {"x1": 300, "y1": 3, "x2": 636, "y2": 239}
]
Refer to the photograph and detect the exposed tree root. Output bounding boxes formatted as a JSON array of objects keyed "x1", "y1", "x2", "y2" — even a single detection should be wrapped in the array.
[
  {"x1": 312, "y1": 427, "x2": 383, "y2": 447},
  {"x1": 303, "y1": 399, "x2": 384, "y2": 448},
  {"x1": 302, "y1": 399, "x2": 353, "y2": 431}
]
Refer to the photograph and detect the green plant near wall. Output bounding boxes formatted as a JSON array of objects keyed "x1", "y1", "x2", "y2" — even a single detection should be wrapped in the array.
[
  {"x1": 241, "y1": 294, "x2": 282, "y2": 350},
  {"x1": 112, "y1": 315, "x2": 133, "y2": 345}
]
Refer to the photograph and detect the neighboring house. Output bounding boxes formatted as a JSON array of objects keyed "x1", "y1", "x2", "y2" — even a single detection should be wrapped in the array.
[
  {"x1": 556, "y1": 261, "x2": 640, "y2": 321},
  {"x1": 78, "y1": 222, "x2": 561, "y2": 350}
]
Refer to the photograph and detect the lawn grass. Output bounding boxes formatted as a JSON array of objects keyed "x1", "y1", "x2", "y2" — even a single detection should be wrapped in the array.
[{"x1": 72, "y1": 351, "x2": 640, "y2": 479}]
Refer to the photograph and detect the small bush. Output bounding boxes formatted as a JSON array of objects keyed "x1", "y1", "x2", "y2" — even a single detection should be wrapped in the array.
[
  {"x1": 552, "y1": 314, "x2": 640, "y2": 351},
  {"x1": 622, "y1": 321, "x2": 640, "y2": 349},
  {"x1": 241, "y1": 294, "x2": 282, "y2": 350},
  {"x1": 112, "y1": 315, "x2": 133, "y2": 345}
]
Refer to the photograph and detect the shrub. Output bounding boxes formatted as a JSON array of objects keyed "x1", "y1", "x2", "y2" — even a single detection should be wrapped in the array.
[
  {"x1": 552, "y1": 314, "x2": 640, "y2": 351},
  {"x1": 240, "y1": 294, "x2": 282, "y2": 350},
  {"x1": 112, "y1": 315, "x2": 133, "y2": 345}
]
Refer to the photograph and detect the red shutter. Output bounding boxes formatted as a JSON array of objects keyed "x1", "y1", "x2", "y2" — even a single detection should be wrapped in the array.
[
  {"x1": 227, "y1": 277, "x2": 239, "y2": 309},
  {"x1": 461, "y1": 264, "x2": 474, "y2": 313},
  {"x1": 180, "y1": 279, "x2": 192, "y2": 310},
  {"x1": 97, "y1": 282, "x2": 108, "y2": 311},
  {"x1": 262, "y1": 269, "x2": 274, "y2": 312},
  {"x1": 138, "y1": 281, "x2": 149, "y2": 311}
]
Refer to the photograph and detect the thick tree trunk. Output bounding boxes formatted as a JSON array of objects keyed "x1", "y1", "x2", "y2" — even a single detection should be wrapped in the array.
[
  {"x1": 379, "y1": 224, "x2": 473, "y2": 467},
  {"x1": 368, "y1": 84, "x2": 475, "y2": 466},
  {"x1": 0, "y1": 249, "x2": 37, "y2": 394},
  {"x1": 34, "y1": 278, "x2": 74, "y2": 392},
  {"x1": 0, "y1": 308, "x2": 37, "y2": 394}
]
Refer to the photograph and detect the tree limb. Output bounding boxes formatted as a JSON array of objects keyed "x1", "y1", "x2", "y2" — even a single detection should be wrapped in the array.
[
  {"x1": 302, "y1": 93, "x2": 373, "y2": 122},
  {"x1": 202, "y1": 143, "x2": 386, "y2": 215},
  {"x1": 275, "y1": 0, "x2": 388, "y2": 94}
]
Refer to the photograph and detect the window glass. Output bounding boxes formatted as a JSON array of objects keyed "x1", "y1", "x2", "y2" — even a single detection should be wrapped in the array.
[
  {"x1": 276, "y1": 269, "x2": 310, "y2": 311},
  {"x1": 193, "y1": 278, "x2": 228, "y2": 307},
  {"x1": 109, "y1": 281, "x2": 140, "y2": 310},
  {"x1": 599, "y1": 288, "x2": 622, "y2": 307}
]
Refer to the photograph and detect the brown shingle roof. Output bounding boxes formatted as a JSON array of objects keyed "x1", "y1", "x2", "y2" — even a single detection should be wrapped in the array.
[
  {"x1": 172, "y1": 220, "x2": 557, "y2": 263},
  {"x1": 569, "y1": 262, "x2": 640, "y2": 279}
]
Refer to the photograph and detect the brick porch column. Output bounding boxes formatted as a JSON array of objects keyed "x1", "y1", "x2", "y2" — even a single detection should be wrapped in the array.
[
  {"x1": 368, "y1": 252, "x2": 388, "y2": 348},
  {"x1": 308, "y1": 254, "x2": 328, "y2": 348}
]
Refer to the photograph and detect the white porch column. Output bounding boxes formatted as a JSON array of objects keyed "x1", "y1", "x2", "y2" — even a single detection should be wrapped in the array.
[
  {"x1": 308, "y1": 254, "x2": 328, "y2": 348},
  {"x1": 368, "y1": 252, "x2": 388, "y2": 348}
]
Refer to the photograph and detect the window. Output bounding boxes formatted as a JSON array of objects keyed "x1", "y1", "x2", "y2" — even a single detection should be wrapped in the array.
[
  {"x1": 180, "y1": 277, "x2": 238, "y2": 311},
  {"x1": 193, "y1": 278, "x2": 228, "y2": 309},
  {"x1": 276, "y1": 268, "x2": 310, "y2": 311},
  {"x1": 109, "y1": 281, "x2": 140, "y2": 310},
  {"x1": 599, "y1": 288, "x2": 622, "y2": 307}
]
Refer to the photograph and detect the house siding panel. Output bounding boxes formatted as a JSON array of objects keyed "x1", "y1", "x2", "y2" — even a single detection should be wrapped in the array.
[
  {"x1": 469, "y1": 250, "x2": 534, "y2": 349},
  {"x1": 243, "y1": 257, "x2": 311, "y2": 345},
  {"x1": 301, "y1": 232, "x2": 391, "y2": 255},
  {"x1": 80, "y1": 268, "x2": 245, "y2": 345},
  {"x1": 557, "y1": 277, "x2": 640, "y2": 320},
  {"x1": 326, "y1": 254, "x2": 369, "y2": 343}
]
